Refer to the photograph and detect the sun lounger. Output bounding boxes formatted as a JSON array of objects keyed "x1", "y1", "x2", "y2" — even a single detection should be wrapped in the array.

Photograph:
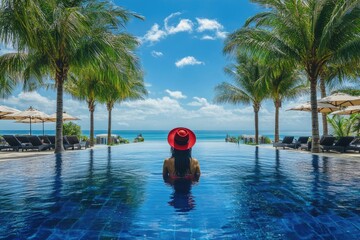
[
  {"x1": 345, "y1": 137, "x2": 360, "y2": 153},
  {"x1": 26, "y1": 136, "x2": 52, "y2": 151},
  {"x1": 287, "y1": 136, "x2": 310, "y2": 149},
  {"x1": 39, "y1": 136, "x2": 55, "y2": 149},
  {"x1": 63, "y1": 136, "x2": 81, "y2": 150},
  {"x1": 15, "y1": 135, "x2": 32, "y2": 147},
  {"x1": 321, "y1": 136, "x2": 355, "y2": 153},
  {"x1": 66, "y1": 135, "x2": 87, "y2": 149},
  {"x1": 2, "y1": 135, "x2": 32, "y2": 151},
  {"x1": 273, "y1": 136, "x2": 294, "y2": 149}
]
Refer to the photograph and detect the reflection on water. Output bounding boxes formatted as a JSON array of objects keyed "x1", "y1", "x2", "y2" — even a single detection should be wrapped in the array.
[
  {"x1": 0, "y1": 142, "x2": 359, "y2": 239},
  {"x1": 167, "y1": 179, "x2": 196, "y2": 212}
]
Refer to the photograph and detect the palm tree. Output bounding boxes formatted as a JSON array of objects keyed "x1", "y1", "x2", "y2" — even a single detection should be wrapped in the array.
[
  {"x1": 263, "y1": 62, "x2": 308, "y2": 142},
  {"x1": 224, "y1": 0, "x2": 360, "y2": 152},
  {"x1": 214, "y1": 54, "x2": 268, "y2": 144},
  {"x1": 99, "y1": 72, "x2": 147, "y2": 145},
  {"x1": 65, "y1": 32, "x2": 143, "y2": 147},
  {"x1": 65, "y1": 68, "x2": 103, "y2": 147},
  {"x1": 0, "y1": 0, "x2": 143, "y2": 153}
]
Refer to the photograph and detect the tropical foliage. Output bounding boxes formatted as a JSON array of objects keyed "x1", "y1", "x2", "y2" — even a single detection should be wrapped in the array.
[
  {"x1": 262, "y1": 62, "x2": 308, "y2": 142},
  {"x1": 0, "y1": 0, "x2": 143, "y2": 152},
  {"x1": 214, "y1": 54, "x2": 268, "y2": 144},
  {"x1": 224, "y1": 0, "x2": 360, "y2": 152},
  {"x1": 327, "y1": 114, "x2": 360, "y2": 138},
  {"x1": 63, "y1": 121, "x2": 82, "y2": 139}
]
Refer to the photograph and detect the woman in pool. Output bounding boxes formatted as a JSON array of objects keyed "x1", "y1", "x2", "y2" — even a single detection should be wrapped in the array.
[{"x1": 163, "y1": 127, "x2": 201, "y2": 183}]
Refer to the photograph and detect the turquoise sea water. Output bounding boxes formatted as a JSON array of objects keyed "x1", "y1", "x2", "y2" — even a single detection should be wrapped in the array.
[
  {"x1": 0, "y1": 129, "x2": 312, "y2": 142},
  {"x1": 0, "y1": 142, "x2": 359, "y2": 239}
]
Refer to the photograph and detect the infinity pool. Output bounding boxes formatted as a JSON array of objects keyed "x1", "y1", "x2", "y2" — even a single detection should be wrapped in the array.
[{"x1": 0, "y1": 142, "x2": 359, "y2": 239}]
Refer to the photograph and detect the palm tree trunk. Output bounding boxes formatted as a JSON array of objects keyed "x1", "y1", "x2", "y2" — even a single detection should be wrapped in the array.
[
  {"x1": 253, "y1": 104, "x2": 260, "y2": 144},
  {"x1": 107, "y1": 103, "x2": 113, "y2": 145},
  {"x1": 54, "y1": 66, "x2": 66, "y2": 153},
  {"x1": 320, "y1": 77, "x2": 328, "y2": 136},
  {"x1": 87, "y1": 100, "x2": 95, "y2": 147},
  {"x1": 274, "y1": 100, "x2": 281, "y2": 143},
  {"x1": 310, "y1": 77, "x2": 320, "y2": 153}
]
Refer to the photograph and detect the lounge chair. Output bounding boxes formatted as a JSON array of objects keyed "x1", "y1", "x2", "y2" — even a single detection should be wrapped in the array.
[
  {"x1": 2, "y1": 135, "x2": 32, "y2": 151},
  {"x1": 39, "y1": 136, "x2": 55, "y2": 149},
  {"x1": 287, "y1": 136, "x2": 310, "y2": 149},
  {"x1": 0, "y1": 136, "x2": 11, "y2": 151},
  {"x1": 63, "y1": 136, "x2": 81, "y2": 150},
  {"x1": 321, "y1": 136, "x2": 355, "y2": 153},
  {"x1": 27, "y1": 136, "x2": 52, "y2": 151},
  {"x1": 66, "y1": 135, "x2": 87, "y2": 149},
  {"x1": 15, "y1": 135, "x2": 32, "y2": 147},
  {"x1": 273, "y1": 136, "x2": 294, "y2": 149},
  {"x1": 345, "y1": 137, "x2": 360, "y2": 153}
]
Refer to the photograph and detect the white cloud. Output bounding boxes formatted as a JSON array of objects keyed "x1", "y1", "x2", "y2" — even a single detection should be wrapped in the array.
[
  {"x1": 141, "y1": 13, "x2": 227, "y2": 44},
  {"x1": 141, "y1": 24, "x2": 167, "y2": 43},
  {"x1": 201, "y1": 35, "x2": 216, "y2": 40},
  {"x1": 188, "y1": 97, "x2": 209, "y2": 107},
  {"x1": 175, "y1": 56, "x2": 204, "y2": 68},
  {"x1": 196, "y1": 18, "x2": 227, "y2": 40},
  {"x1": 164, "y1": 12, "x2": 193, "y2": 34},
  {"x1": 144, "y1": 82, "x2": 152, "y2": 87},
  {"x1": 196, "y1": 18, "x2": 222, "y2": 32},
  {"x1": 165, "y1": 89, "x2": 187, "y2": 99},
  {"x1": 151, "y1": 51, "x2": 163, "y2": 58}
]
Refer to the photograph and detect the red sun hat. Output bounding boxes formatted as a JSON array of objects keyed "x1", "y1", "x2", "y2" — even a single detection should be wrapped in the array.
[{"x1": 167, "y1": 127, "x2": 196, "y2": 150}]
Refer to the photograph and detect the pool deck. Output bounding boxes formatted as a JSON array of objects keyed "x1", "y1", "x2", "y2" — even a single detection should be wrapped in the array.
[{"x1": 0, "y1": 143, "x2": 359, "y2": 161}]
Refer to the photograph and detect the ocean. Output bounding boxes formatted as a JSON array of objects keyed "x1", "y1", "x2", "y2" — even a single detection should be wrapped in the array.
[{"x1": 0, "y1": 129, "x2": 312, "y2": 142}]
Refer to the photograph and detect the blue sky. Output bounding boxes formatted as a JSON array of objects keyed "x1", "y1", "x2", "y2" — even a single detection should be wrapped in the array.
[{"x1": 0, "y1": 0, "x2": 315, "y2": 133}]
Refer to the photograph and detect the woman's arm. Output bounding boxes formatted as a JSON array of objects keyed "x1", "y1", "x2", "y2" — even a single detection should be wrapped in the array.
[
  {"x1": 162, "y1": 159, "x2": 169, "y2": 180},
  {"x1": 193, "y1": 159, "x2": 201, "y2": 181}
]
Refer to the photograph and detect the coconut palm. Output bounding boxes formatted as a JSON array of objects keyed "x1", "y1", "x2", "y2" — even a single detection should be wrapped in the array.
[
  {"x1": 0, "y1": 0, "x2": 142, "y2": 153},
  {"x1": 263, "y1": 62, "x2": 308, "y2": 142},
  {"x1": 99, "y1": 72, "x2": 147, "y2": 145},
  {"x1": 224, "y1": 0, "x2": 360, "y2": 152},
  {"x1": 214, "y1": 54, "x2": 268, "y2": 144},
  {"x1": 65, "y1": 69, "x2": 103, "y2": 147},
  {"x1": 64, "y1": 32, "x2": 142, "y2": 147}
]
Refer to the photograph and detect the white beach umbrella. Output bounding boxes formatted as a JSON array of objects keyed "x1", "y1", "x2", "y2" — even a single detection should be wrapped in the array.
[
  {"x1": 287, "y1": 102, "x2": 339, "y2": 113},
  {"x1": 47, "y1": 112, "x2": 80, "y2": 122},
  {"x1": 0, "y1": 105, "x2": 20, "y2": 118},
  {"x1": 318, "y1": 92, "x2": 360, "y2": 107},
  {"x1": 15, "y1": 118, "x2": 53, "y2": 136},
  {"x1": 4, "y1": 106, "x2": 50, "y2": 135},
  {"x1": 331, "y1": 105, "x2": 360, "y2": 115}
]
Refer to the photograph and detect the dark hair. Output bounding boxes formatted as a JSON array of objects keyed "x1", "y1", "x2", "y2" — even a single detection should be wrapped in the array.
[{"x1": 171, "y1": 147, "x2": 192, "y2": 177}]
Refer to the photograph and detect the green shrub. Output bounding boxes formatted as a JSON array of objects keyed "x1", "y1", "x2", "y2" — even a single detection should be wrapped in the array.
[{"x1": 63, "y1": 122, "x2": 81, "y2": 138}]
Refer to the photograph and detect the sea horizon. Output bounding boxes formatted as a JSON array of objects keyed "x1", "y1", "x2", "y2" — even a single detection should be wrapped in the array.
[{"x1": 0, "y1": 129, "x2": 313, "y2": 142}]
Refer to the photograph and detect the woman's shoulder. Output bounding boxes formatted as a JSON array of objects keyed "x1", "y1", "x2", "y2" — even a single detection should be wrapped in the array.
[
  {"x1": 191, "y1": 158, "x2": 200, "y2": 166},
  {"x1": 164, "y1": 157, "x2": 174, "y2": 164},
  {"x1": 191, "y1": 157, "x2": 199, "y2": 163}
]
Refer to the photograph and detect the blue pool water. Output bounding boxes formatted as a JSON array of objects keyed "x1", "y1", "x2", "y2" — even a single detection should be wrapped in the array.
[{"x1": 0, "y1": 142, "x2": 359, "y2": 239}]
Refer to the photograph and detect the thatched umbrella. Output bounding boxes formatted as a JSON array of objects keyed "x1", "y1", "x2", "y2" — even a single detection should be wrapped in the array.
[
  {"x1": 4, "y1": 106, "x2": 49, "y2": 135},
  {"x1": 331, "y1": 105, "x2": 360, "y2": 115},
  {"x1": 318, "y1": 92, "x2": 360, "y2": 107},
  {"x1": 47, "y1": 112, "x2": 80, "y2": 122},
  {"x1": 287, "y1": 102, "x2": 339, "y2": 113},
  {"x1": 0, "y1": 105, "x2": 20, "y2": 118}
]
